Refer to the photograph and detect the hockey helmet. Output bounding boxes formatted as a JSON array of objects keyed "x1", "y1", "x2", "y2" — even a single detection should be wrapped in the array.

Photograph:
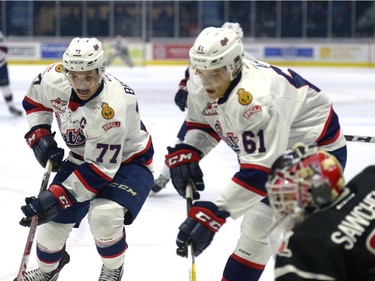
[
  {"x1": 266, "y1": 143, "x2": 345, "y2": 220},
  {"x1": 189, "y1": 27, "x2": 244, "y2": 81},
  {"x1": 221, "y1": 22, "x2": 244, "y2": 39},
  {"x1": 63, "y1": 37, "x2": 105, "y2": 76}
]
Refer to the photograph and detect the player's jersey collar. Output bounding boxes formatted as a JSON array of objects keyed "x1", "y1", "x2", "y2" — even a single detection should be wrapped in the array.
[
  {"x1": 218, "y1": 71, "x2": 242, "y2": 105},
  {"x1": 69, "y1": 80, "x2": 104, "y2": 108}
]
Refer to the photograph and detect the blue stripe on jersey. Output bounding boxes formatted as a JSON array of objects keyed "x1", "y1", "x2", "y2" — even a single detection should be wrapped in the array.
[
  {"x1": 271, "y1": 66, "x2": 321, "y2": 92},
  {"x1": 184, "y1": 66, "x2": 190, "y2": 80},
  {"x1": 123, "y1": 136, "x2": 154, "y2": 166},
  {"x1": 75, "y1": 163, "x2": 111, "y2": 193},
  {"x1": 140, "y1": 120, "x2": 147, "y2": 131},
  {"x1": 22, "y1": 96, "x2": 53, "y2": 114},
  {"x1": 232, "y1": 166, "x2": 269, "y2": 196},
  {"x1": 316, "y1": 107, "x2": 341, "y2": 146},
  {"x1": 186, "y1": 121, "x2": 221, "y2": 142}
]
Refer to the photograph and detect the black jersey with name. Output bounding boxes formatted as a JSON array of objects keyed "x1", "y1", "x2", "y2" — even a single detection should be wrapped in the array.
[{"x1": 274, "y1": 165, "x2": 375, "y2": 281}]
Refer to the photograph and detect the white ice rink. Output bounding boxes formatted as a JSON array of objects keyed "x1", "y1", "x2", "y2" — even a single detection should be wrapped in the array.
[{"x1": 0, "y1": 64, "x2": 374, "y2": 280}]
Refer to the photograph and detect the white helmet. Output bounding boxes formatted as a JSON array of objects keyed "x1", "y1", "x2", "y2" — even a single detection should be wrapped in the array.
[
  {"x1": 221, "y1": 22, "x2": 244, "y2": 39},
  {"x1": 63, "y1": 37, "x2": 105, "y2": 76},
  {"x1": 189, "y1": 27, "x2": 243, "y2": 81}
]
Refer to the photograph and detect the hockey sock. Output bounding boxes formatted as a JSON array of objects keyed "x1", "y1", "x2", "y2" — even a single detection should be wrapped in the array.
[{"x1": 222, "y1": 253, "x2": 265, "y2": 281}]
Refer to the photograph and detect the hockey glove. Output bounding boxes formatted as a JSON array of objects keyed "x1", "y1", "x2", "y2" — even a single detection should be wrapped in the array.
[
  {"x1": 174, "y1": 79, "x2": 188, "y2": 111},
  {"x1": 25, "y1": 126, "x2": 64, "y2": 172},
  {"x1": 20, "y1": 184, "x2": 73, "y2": 227},
  {"x1": 165, "y1": 143, "x2": 204, "y2": 199},
  {"x1": 176, "y1": 201, "x2": 230, "y2": 257}
]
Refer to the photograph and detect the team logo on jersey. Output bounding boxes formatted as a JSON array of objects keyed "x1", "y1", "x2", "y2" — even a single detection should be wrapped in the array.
[
  {"x1": 101, "y1": 102, "x2": 114, "y2": 119},
  {"x1": 55, "y1": 63, "x2": 63, "y2": 73},
  {"x1": 202, "y1": 102, "x2": 218, "y2": 116},
  {"x1": 237, "y1": 88, "x2": 252, "y2": 105},
  {"x1": 51, "y1": 98, "x2": 68, "y2": 112},
  {"x1": 214, "y1": 121, "x2": 240, "y2": 154},
  {"x1": 62, "y1": 127, "x2": 86, "y2": 147}
]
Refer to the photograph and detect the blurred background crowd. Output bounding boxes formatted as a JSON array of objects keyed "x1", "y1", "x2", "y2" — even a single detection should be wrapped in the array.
[{"x1": 1, "y1": 1, "x2": 374, "y2": 40}]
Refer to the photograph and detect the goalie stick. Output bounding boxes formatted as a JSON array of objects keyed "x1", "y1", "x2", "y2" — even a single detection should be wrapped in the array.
[
  {"x1": 16, "y1": 160, "x2": 53, "y2": 281},
  {"x1": 344, "y1": 134, "x2": 375, "y2": 143}
]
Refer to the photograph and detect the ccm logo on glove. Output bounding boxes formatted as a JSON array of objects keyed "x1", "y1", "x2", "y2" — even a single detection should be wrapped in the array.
[
  {"x1": 166, "y1": 150, "x2": 200, "y2": 167},
  {"x1": 189, "y1": 207, "x2": 226, "y2": 232},
  {"x1": 49, "y1": 184, "x2": 73, "y2": 209}
]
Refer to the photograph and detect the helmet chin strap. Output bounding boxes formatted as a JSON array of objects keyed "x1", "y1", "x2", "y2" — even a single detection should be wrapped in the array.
[{"x1": 228, "y1": 56, "x2": 243, "y2": 81}]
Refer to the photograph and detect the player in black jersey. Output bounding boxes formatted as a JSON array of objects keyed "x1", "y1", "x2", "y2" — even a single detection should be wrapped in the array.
[{"x1": 266, "y1": 143, "x2": 375, "y2": 281}]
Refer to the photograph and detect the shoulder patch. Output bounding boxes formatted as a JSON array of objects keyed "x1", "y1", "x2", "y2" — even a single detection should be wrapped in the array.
[
  {"x1": 243, "y1": 105, "x2": 262, "y2": 119},
  {"x1": 237, "y1": 88, "x2": 252, "y2": 105},
  {"x1": 55, "y1": 63, "x2": 63, "y2": 73},
  {"x1": 103, "y1": 121, "x2": 121, "y2": 131},
  {"x1": 101, "y1": 102, "x2": 115, "y2": 119}
]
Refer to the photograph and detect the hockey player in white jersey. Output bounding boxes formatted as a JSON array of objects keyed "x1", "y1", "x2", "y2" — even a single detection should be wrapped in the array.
[
  {"x1": 0, "y1": 30, "x2": 22, "y2": 116},
  {"x1": 165, "y1": 27, "x2": 347, "y2": 280},
  {"x1": 152, "y1": 22, "x2": 253, "y2": 193},
  {"x1": 16, "y1": 37, "x2": 154, "y2": 281}
]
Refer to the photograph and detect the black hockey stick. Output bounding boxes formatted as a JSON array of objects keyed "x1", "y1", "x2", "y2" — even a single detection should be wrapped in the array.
[
  {"x1": 185, "y1": 181, "x2": 197, "y2": 281},
  {"x1": 16, "y1": 160, "x2": 53, "y2": 281},
  {"x1": 344, "y1": 135, "x2": 375, "y2": 143}
]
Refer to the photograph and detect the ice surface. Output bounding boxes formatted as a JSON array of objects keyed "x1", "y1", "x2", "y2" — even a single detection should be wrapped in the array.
[{"x1": 0, "y1": 64, "x2": 374, "y2": 280}]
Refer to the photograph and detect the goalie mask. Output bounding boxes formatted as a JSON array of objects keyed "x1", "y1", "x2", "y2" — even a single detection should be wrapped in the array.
[
  {"x1": 266, "y1": 144, "x2": 345, "y2": 221},
  {"x1": 189, "y1": 27, "x2": 244, "y2": 81},
  {"x1": 62, "y1": 37, "x2": 106, "y2": 77}
]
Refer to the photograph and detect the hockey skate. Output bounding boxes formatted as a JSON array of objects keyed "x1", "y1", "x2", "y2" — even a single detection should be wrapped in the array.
[
  {"x1": 152, "y1": 174, "x2": 169, "y2": 193},
  {"x1": 14, "y1": 251, "x2": 70, "y2": 281},
  {"x1": 8, "y1": 105, "x2": 23, "y2": 116},
  {"x1": 98, "y1": 264, "x2": 124, "y2": 281}
]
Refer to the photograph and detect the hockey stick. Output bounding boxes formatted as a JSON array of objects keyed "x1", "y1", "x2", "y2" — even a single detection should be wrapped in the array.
[
  {"x1": 345, "y1": 135, "x2": 375, "y2": 143},
  {"x1": 185, "y1": 181, "x2": 197, "y2": 281},
  {"x1": 16, "y1": 160, "x2": 53, "y2": 281}
]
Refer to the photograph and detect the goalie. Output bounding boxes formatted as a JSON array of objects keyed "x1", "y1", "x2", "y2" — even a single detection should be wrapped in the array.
[{"x1": 266, "y1": 144, "x2": 375, "y2": 280}]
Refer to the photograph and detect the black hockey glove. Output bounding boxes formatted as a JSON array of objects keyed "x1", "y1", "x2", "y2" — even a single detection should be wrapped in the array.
[
  {"x1": 176, "y1": 201, "x2": 230, "y2": 257},
  {"x1": 25, "y1": 126, "x2": 64, "y2": 172},
  {"x1": 174, "y1": 79, "x2": 188, "y2": 111},
  {"x1": 165, "y1": 143, "x2": 204, "y2": 199},
  {"x1": 20, "y1": 184, "x2": 73, "y2": 227}
]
